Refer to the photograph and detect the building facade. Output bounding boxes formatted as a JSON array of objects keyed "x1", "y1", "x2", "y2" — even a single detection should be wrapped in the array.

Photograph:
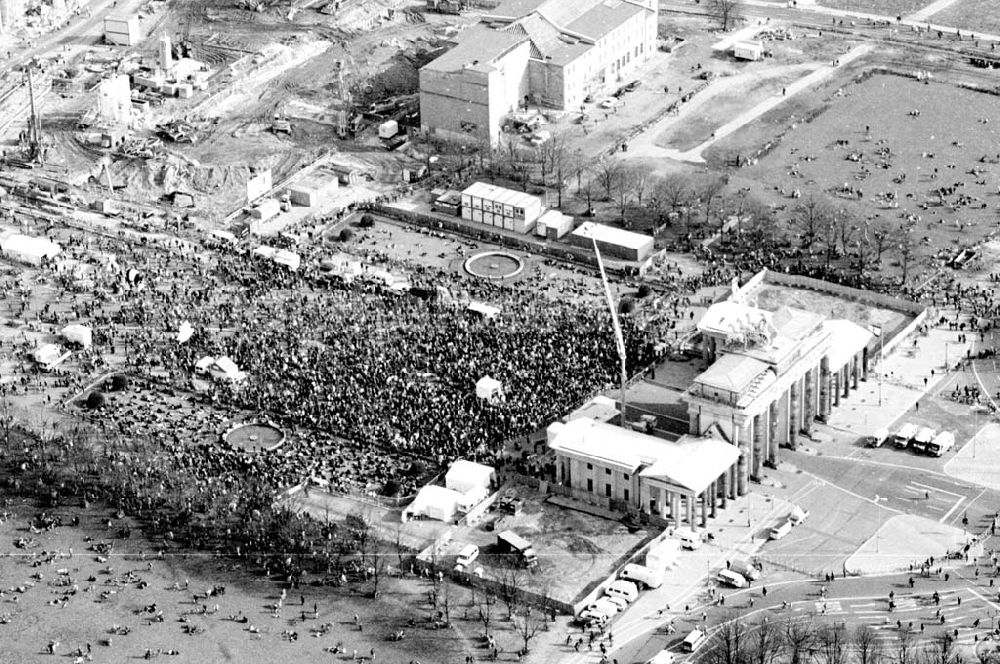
[
  {"x1": 548, "y1": 417, "x2": 740, "y2": 529},
  {"x1": 419, "y1": 0, "x2": 657, "y2": 145},
  {"x1": 685, "y1": 272, "x2": 874, "y2": 498}
]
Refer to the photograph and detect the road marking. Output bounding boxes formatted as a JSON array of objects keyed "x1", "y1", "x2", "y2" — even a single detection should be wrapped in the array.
[
  {"x1": 940, "y1": 496, "x2": 965, "y2": 523},
  {"x1": 912, "y1": 481, "x2": 964, "y2": 499}
]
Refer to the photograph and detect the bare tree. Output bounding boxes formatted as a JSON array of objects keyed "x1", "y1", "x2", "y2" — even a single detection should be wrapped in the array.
[
  {"x1": 894, "y1": 629, "x2": 915, "y2": 664},
  {"x1": 711, "y1": 0, "x2": 744, "y2": 31},
  {"x1": 475, "y1": 586, "x2": 498, "y2": 639},
  {"x1": 897, "y1": 225, "x2": 916, "y2": 287},
  {"x1": 512, "y1": 598, "x2": 545, "y2": 654},
  {"x1": 495, "y1": 560, "x2": 525, "y2": 619},
  {"x1": 928, "y1": 631, "x2": 960, "y2": 664},
  {"x1": 793, "y1": 194, "x2": 834, "y2": 251},
  {"x1": 612, "y1": 169, "x2": 634, "y2": 223},
  {"x1": 853, "y1": 624, "x2": 883, "y2": 664},
  {"x1": 705, "y1": 616, "x2": 750, "y2": 664},
  {"x1": 783, "y1": 617, "x2": 817, "y2": 664},
  {"x1": 697, "y1": 175, "x2": 728, "y2": 230},
  {"x1": 817, "y1": 624, "x2": 849, "y2": 664},
  {"x1": 749, "y1": 618, "x2": 784, "y2": 664},
  {"x1": 870, "y1": 216, "x2": 892, "y2": 263},
  {"x1": 595, "y1": 155, "x2": 625, "y2": 201}
]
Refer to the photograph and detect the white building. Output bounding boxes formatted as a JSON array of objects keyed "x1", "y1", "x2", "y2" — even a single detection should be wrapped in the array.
[
  {"x1": 62, "y1": 324, "x2": 93, "y2": 349},
  {"x1": 460, "y1": 182, "x2": 542, "y2": 233},
  {"x1": 420, "y1": 0, "x2": 658, "y2": 145},
  {"x1": 569, "y1": 221, "x2": 654, "y2": 261},
  {"x1": 548, "y1": 417, "x2": 740, "y2": 529}
]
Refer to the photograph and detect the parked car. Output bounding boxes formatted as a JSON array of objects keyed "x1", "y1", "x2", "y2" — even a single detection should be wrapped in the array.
[
  {"x1": 625, "y1": 80, "x2": 641, "y2": 91},
  {"x1": 788, "y1": 506, "x2": 809, "y2": 526}
]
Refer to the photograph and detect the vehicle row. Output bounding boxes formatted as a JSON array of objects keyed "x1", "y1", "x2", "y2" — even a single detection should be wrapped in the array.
[{"x1": 866, "y1": 423, "x2": 955, "y2": 456}]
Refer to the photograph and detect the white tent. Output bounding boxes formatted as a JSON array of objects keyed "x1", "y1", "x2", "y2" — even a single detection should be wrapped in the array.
[
  {"x1": 403, "y1": 485, "x2": 461, "y2": 523},
  {"x1": 176, "y1": 321, "x2": 194, "y2": 344},
  {"x1": 62, "y1": 324, "x2": 93, "y2": 349},
  {"x1": 33, "y1": 344, "x2": 70, "y2": 371},
  {"x1": 445, "y1": 460, "x2": 495, "y2": 495},
  {"x1": 467, "y1": 301, "x2": 501, "y2": 320},
  {"x1": 211, "y1": 356, "x2": 247, "y2": 383},
  {"x1": 195, "y1": 355, "x2": 215, "y2": 373},
  {"x1": 1, "y1": 234, "x2": 62, "y2": 266},
  {"x1": 475, "y1": 376, "x2": 503, "y2": 403}
]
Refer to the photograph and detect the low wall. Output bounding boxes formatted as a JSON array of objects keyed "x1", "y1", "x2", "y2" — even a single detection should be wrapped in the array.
[{"x1": 761, "y1": 270, "x2": 926, "y2": 316}]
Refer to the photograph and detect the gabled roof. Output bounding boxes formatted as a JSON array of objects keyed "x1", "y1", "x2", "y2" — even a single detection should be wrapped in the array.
[
  {"x1": 548, "y1": 418, "x2": 740, "y2": 493},
  {"x1": 565, "y1": 0, "x2": 648, "y2": 41},
  {"x1": 772, "y1": 306, "x2": 825, "y2": 341},
  {"x1": 422, "y1": 27, "x2": 529, "y2": 74},
  {"x1": 822, "y1": 319, "x2": 873, "y2": 367},
  {"x1": 695, "y1": 353, "x2": 771, "y2": 392}
]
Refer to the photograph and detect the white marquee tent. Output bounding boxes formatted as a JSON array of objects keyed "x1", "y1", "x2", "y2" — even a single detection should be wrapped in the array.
[
  {"x1": 445, "y1": 460, "x2": 495, "y2": 495},
  {"x1": 403, "y1": 485, "x2": 461, "y2": 523},
  {"x1": 475, "y1": 376, "x2": 503, "y2": 403},
  {"x1": 1, "y1": 234, "x2": 62, "y2": 266},
  {"x1": 62, "y1": 324, "x2": 93, "y2": 349}
]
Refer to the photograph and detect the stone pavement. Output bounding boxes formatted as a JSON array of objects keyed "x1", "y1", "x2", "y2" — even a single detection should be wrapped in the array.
[
  {"x1": 944, "y1": 423, "x2": 1000, "y2": 490},
  {"x1": 845, "y1": 514, "x2": 978, "y2": 574}
]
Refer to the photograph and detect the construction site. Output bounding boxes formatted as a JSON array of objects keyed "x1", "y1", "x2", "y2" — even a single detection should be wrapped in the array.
[{"x1": 0, "y1": 0, "x2": 482, "y2": 235}]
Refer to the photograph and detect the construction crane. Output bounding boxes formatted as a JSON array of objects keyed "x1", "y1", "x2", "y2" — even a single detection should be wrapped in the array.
[
  {"x1": 591, "y1": 235, "x2": 629, "y2": 428},
  {"x1": 23, "y1": 68, "x2": 44, "y2": 165}
]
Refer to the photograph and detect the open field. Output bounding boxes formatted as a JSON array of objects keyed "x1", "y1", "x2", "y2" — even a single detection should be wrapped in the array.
[
  {"x1": 0, "y1": 498, "x2": 487, "y2": 664},
  {"x1": 815, "y1": 0, "x2": 931, "y2": 14},
  {"x1": 718, "y1": 72, "x2": 1000, "y2": 282},
  {"x1": 929, "y1": 0, "x2": 1000, "y2": 35}
]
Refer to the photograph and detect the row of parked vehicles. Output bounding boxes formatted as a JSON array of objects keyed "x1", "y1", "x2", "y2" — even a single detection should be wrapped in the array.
[
  {"x1": 865, "y1": 423, "x2": 955, "y2": 456},
  {"x1": 577, "y1": 562, "x2": 663, "y2": 627}
]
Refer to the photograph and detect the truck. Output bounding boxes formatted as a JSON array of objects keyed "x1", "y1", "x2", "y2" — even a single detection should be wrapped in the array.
[
  {"x1": 497, "y1": 530, "x2": 538, "y2": 568},
  {"x1": 928, "y1": 431, "x2": 955, "y2": 456}
]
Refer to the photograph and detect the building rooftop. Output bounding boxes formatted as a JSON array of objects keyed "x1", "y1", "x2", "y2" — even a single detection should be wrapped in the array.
[
  {"x1": 565, "y1": 0, "x2": 648, "y2": 41},
  {"x1": 549, "y1": 418, "x2": 739, "y2": 494},
  {"x1": 695, "y1": 353, "x2": 771, "y2": 392},
  {"x1": 462, "y1": 182, "x2": 541, "y2": 209},
  {"x1": 423, "y1": 27, "x2": 529, "y2": 74},
  {"x1": 571, "y1": 221, "x2": 654, "y2": 251}
]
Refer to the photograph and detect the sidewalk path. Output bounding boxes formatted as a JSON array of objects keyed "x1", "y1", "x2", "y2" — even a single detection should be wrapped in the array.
[{"x1": 677, "y1": 42, "x2": 873, "y2": 162}]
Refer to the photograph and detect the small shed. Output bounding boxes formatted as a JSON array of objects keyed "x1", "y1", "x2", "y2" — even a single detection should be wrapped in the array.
[
  {"x1": 475, "y1": 376, "x2": 503, "y2": 403},
  {"x1": 445, "y1": 460, "x2": 495, "y2": 495},
  {"x1": 733, "y1": 40, "x2": 764, "y2": 61},
  {"x1": 62, "y1": 324, "x2": 93, "y2": 349},
  {"x1": 534, "y1": 209, "x2": 574, "y2": 240}
]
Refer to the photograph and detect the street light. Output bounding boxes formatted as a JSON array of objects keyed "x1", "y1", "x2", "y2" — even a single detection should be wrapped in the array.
[{"x1": 874, "y1": 494, "x2": 888, "y2": 554}]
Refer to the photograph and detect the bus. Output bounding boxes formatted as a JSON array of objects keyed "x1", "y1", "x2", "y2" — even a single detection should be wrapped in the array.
[
  {"x1": 928, "y1": 431, "x2": 956, "y2": 457},
  {"x1": 912, "y1": 426, "x2": 936, "y2": 454}
]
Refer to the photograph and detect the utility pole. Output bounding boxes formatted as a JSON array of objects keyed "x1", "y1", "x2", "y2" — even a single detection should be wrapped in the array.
[
  {"x1": 26, "y1": 67, "x2": 43, "y2": 164},
  {"x1": 591, "y1": 236, "x2": 627, "y2": 428}
]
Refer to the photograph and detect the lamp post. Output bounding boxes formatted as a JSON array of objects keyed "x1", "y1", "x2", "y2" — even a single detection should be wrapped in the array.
[{"x1": 874, "y1": 494, "x2": 888, "y2": 553}]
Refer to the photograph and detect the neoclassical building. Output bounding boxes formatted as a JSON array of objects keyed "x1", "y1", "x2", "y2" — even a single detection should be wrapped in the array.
[{"x1": 685, "y1": 272, "x2": 874, "y2": 498}]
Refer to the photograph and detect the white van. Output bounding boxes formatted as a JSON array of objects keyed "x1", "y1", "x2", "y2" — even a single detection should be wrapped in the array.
[
  {"x1": 865, "y1": 427, "x2": 889, "y2": 448},
  {"x1": 683, "y1": 628, "x2": 707, "y2": 652},
  {"x1": 769, "y1": 519, "x2": 793, "y2": 540},
  {"x1": 893, "y1": 422, "x2": 917, "y2": 448},
  {"x1": 647, "y1": 650, "x2": 675, "y2": 664},
  {"x1": 729, "y1": 559, "x2": 760, "y2": 581},
  {"x1": 586, "y1": 596, "x2": 624, "y2": 615},
  {"x1": 620, "y1": 563, "x2": 664, "y2": 589},
  {"x1": 676, "y1": 528, "x2": 703, "y2": 550},
  {"x1": 605, "y1": 579, "x2": 639, "y2": 604},
  {"x1": 456, "y1": 544, "x2": 479, "y2": 569},
  {"x1": 717, "y1": 569, "x2": 748, "y2": 588},
  {"x1": 912, "y1": 426, "x2": 936, "y2": 454}
]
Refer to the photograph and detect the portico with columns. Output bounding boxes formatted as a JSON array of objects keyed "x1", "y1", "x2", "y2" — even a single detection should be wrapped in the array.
[{"x1": 685, "y1": 283, "x2": 873, "y2": 496}]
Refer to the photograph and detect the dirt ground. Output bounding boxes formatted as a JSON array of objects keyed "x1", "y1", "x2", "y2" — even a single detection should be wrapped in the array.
[
  {"x1": 0, "y1": 496, "x2": 585, "y2": 664},
  {"x1": 756, "y1": 283, "x2": 912, "y2": 330}
]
